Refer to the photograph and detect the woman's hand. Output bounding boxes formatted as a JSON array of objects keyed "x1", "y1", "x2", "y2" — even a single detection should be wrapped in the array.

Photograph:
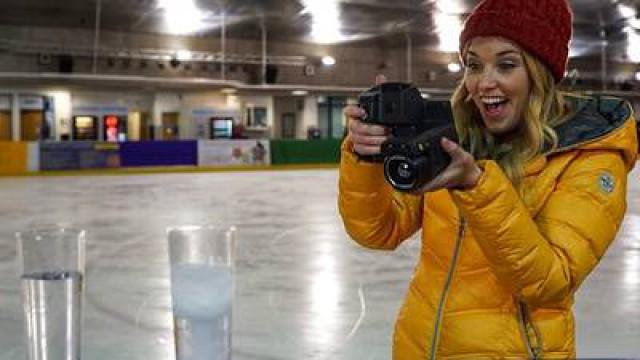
[
  {"x1": 343, "y1": 105, "x2": 390, "y2": 156},
  {"x1": 414, "y1": 137, "x2": 483, "y2": 193}
]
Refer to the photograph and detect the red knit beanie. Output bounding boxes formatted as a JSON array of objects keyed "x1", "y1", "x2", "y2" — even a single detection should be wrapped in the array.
[{"x1": 459, "y1": 0, "x2": 573, "y2": 83}]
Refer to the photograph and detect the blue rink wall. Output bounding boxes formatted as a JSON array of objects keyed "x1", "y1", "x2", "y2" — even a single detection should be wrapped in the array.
[{"x1": 0, "y1": 139, "x2": 341, "y2": 175}]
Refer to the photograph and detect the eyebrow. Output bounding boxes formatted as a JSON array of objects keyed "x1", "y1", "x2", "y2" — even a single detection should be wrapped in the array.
[{"x1": 467, "y1": 49, "x2": 520, "y2": 58}]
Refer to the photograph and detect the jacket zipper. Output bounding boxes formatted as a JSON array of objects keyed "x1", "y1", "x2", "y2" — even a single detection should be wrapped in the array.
[
  {"x1": 429, "y1": 217, "x2": 466, "y2": 360},
  {"x1": 517, "y1": 299, "x2": 543, "y2": 359}
]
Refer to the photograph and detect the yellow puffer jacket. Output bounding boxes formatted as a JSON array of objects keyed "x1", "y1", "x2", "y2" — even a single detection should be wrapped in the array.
[{"x1": 338, "y1": 96, "x2": 638, "y2": 359}]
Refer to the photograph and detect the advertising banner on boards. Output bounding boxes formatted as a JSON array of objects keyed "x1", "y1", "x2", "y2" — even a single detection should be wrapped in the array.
[{"x1": 198, "y1": 139, "x2": 270, "y2": 166}]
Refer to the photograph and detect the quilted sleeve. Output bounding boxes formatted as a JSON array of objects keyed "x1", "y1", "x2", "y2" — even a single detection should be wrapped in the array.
[
  {"x1": 450, "y1": 152, "x2": 628, "y2": 307},
  {"x1": 338, "y1": 137, "x2": 423, "y2": 250}
]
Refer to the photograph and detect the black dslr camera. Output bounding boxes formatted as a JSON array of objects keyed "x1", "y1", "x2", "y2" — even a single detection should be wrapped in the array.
[{"x1": 357, "y1": 82, "x2": 458, "y2": 191}]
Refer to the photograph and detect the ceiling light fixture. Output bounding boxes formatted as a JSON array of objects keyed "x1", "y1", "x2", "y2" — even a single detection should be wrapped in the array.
[
  {"x1": 447, "y1": 63, "x2": 461, "y2": 73},
  {"x1": 434, "y1": 12, "x2": 462, "y2": 52},
  {"x1": 176, "y1": 50, "x2": 192, "y2": 61},
  {"x1": 292, "y1": 90, "x2": 309, "y2": 96},
  {"x1": 624, "y1": 27, "x2": 640, "y2": 62},
  {"x1": 301, "y1": 0, "x2": 347, "y2": 44},
  {"x1": 157, "y1": 0, "x2": 210, "y2": 35},
  {"x1": 618, "y1": 3, "x2": 636, "y2": 18},
  {"x1": 321, "y1": 56, "x2": 336, "y2": 66},
  {"x1": 435, "y1": 1, "x2": 465, "y2": 14}
]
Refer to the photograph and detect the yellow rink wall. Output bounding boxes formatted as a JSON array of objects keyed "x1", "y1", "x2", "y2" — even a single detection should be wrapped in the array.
[{"x1": 0, "y1": 141, "x2": 28, "y2": 175}]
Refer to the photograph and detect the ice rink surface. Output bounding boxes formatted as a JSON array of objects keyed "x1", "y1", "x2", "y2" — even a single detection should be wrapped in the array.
[{"x1": 0, "y1": 167, "x2": 639, "y2": 359}]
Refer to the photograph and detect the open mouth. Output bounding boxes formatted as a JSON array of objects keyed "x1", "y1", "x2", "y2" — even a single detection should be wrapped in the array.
[{"x1": 481, "y1": 97, "x2": 509, "y2": 116}]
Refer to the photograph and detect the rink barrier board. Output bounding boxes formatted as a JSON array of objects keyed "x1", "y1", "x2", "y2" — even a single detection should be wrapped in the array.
[
  {"x1": 198, "y1": 139, "x2": 271, "y2": 167},
  {"x1": 1, "y1": 139, "x2": 342, "y2": 175},
  {"x1": 270, "y1": 138, "x2": 341, "y2": 165},
  {"x1": 27, "y1": 142, "x2": 40, "y2": 172},
  {"x1": 39, "y1": 142, "x2": 121, "y2": 170},
  {"x1": 0, "y1": 141, "x2": 28, "y2": 175},
  {"x1": 120, "y1": 141, "x2": 198, "y2": 167}
]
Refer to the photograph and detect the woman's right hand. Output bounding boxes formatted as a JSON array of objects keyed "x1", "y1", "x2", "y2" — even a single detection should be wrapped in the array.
[{"x1": 344, "y1": 105, "x2": 390, "y2": 156}]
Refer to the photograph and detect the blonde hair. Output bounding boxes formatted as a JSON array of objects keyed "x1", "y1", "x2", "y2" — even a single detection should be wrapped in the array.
[{"x1": 451, "y1": 50, "x2": 573, "y2": 186}]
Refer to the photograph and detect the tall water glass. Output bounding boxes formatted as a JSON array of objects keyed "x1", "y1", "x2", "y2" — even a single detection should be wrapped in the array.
[
  {"x1": 16, "y1": 226, "x2": 86, "y2": 360},
  {"x1": 168, "y1": 225, "x2": 236, "y2": 360}
]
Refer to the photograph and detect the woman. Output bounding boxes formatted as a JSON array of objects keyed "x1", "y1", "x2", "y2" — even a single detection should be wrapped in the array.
[{"x1": 338, "y1": 0, "x2": 638, "y2": 358}]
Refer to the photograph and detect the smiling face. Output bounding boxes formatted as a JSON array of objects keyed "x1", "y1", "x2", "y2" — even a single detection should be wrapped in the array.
[{"x1": 463, "y1": 36, "x2": 531, "y2": 137}]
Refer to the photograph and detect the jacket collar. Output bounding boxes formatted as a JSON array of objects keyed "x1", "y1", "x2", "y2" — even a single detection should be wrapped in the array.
[
  {"x1": 525, "y1": 95, "x2": 637, "y2": 175},
  {"x1": 550, "y1": 95, "x2": 631, "y2": 152}
]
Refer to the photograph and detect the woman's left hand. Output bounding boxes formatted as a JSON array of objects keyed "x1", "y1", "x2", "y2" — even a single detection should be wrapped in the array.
[{"x1": 414, "y1": 137, "x2": 483, "y2": 193}]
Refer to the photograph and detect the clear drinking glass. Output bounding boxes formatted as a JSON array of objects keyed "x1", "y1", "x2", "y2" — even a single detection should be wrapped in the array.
[
  {"x1": 16, "y1": 226, "x2": 86, "y2": 360},
  {"x1": 168, "y1": 225, "x2": 236, "y2": 360}
]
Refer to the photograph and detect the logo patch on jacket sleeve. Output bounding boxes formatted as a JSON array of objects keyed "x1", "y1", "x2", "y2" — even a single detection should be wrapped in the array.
[{"x1": 598, "y1": 172, "x2": 615, "y2": 194}]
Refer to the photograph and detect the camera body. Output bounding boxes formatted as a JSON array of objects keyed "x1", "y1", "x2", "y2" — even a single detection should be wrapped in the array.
[{"x1": 357, "y1": 82, "x2": 458, "y2": 191}]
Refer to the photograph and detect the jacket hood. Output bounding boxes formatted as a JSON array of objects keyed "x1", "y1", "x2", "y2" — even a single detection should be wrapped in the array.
[{"x1": 550, "y1": 95, "x2": 638, "y2": 170}]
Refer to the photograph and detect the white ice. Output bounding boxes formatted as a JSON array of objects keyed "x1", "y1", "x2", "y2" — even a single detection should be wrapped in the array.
[{"x1": 0, "y1": 168, "x2": 639, "y2": 359}]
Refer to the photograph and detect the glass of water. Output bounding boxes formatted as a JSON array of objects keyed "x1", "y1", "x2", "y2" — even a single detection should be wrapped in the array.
[
  {"x1": 16, "y1": 226, "x2": 86, "y2": 360},
  {"x1": 168, "y1": 225, "x2": 236, "y2": 360}
]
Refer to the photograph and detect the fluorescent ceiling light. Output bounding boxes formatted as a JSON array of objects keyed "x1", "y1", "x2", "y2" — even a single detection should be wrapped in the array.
[
  {"x1": 157, "y1": 0, "x2": 210, "y2": 35},
  {"x1": 434, "y1": 13, "x2": 462, "y2": 52},
  {"x1": 321, "y1": 56, "x2": 336, "y2": 66},
  {"x1": 221, "y1": 88, "x2": 237, "y2": 94},
  {"x1": 176, "y1": 50, "x2": 192, "y2": 61},
  {"x1": 618, "y1": 4, "x2": 636, "y2": 18},
  {"x1": 447, "y1": 63, "x2": 461, "y2": 73},
  {"x1": 301, "y1": 0, "x2": 347, "y2": 44},
  {"x1": 435, "y1": 1, "x2": 465, "y2": 14},
  {"x1": 292, "y1": 90, "x2": 309, "y2": 96},
  {"x1": 625, "y1": 27, "x2": 640, "y2": 62}
]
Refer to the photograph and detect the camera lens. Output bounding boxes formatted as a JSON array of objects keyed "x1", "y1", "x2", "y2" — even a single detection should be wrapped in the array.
[
  {"x1": 384, "y1": 155, "x2": 417, "y2": 190},
  {"x1": 396, "y1": 163, "x2": 412, "y2": 179}
]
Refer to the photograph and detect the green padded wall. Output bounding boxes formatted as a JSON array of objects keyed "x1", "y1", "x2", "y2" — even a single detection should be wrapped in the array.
[{"x1": 270, "y1": 139, "x2": 341, "y2": 164}]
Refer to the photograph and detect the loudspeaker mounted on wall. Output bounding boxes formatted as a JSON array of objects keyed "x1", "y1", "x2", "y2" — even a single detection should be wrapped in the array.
[
  {"x1": 304, "y1": 64, "x2": 315, "y2": 76},
  {"x1": 38, "y1": 54, "x2": 53, "y2": 65},
  {"x1": 265, "y1": 64, "x2": 278, "y2": 84},
  {"x1": 58, "y1": 55, "x2": 74, "y2": 73}
]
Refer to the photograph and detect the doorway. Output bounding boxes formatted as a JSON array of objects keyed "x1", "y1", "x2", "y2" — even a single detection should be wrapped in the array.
[
  {"x1": 281, "y1": 112, "x2": 296, "y2": 139},
  {"x1": 140, "y1": 112, "x2": 151, "y2": 140},
  {"x1": 0, "y1": 111, "x2": 11, "y2": 140},
  {"x1": 162, "y1": 112, "x2": 179, "y2": 140},
  {"x1": 318, "y1": 96, "x2": 347, "y2": 139},
  {"x1": 125, "y1": 112, "x2": 151, "y2": 141},
  {"x1": 21, "y1": 110, "x2": 43, "y2": 141}
]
